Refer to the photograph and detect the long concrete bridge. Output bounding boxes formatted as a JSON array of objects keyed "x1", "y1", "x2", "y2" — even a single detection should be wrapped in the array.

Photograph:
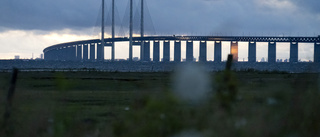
[{"x1": 43, "y1": 36, "x2": 320, "y2": 63}]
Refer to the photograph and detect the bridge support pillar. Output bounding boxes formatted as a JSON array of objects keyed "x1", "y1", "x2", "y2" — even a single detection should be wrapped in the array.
[
  {"x1": 60, "y1": 48, "x2": 65, "y2": 60},
  {"x1": 83, "y1": 44, "x2": 88, "y2": 61},
  {"x1": 163, "y1": 41, "x2": 170, "y2": 62},
  {"x1": 65, "y1": 47, "x2": 70, "y2": 60},
  {"x1": 63, "y1": 48, "x2": 68, "y2": 60},
  {"x1": 72, "y1": 46, "x2": 77, "y2": 60},
  {"x1": 77, "y1": 45, "x2": 82, "y2": 61},
  {"x1": 129, "y1": 41, "x2": 133, "y2": 61},
  {"x1": 140, "y1": 41, "x2": 144, "y2": 61},
  {"x1": 248, "y1": 42, "x2": 256, "y2": 63},
  {"x1": 59, "y1": 49, "x2": 64, "y2": 60},
  {"x1": 49, "y1": 49, "x2": 55, "y2": 60},
  {"x1": 174, "y1": 41, "x2": 181, "y2": 62},
  {"x1": 231, "y1": 41, "x2": 238, "y2": 62},
  {"x1": 59, "y1": 48, "x2": 64, "y2": 60},
  {"x1": 46, "y1": 50, "x2": 54, "y2": 60},
  {"x1": 314, "y1": 42, "x2": 320, "y2": 62},
  {"x1": 97, "y1": 43, "x2": 102, "y2": 61},
  {"x1": 186, "y1": 41, "x2": 193, "y2": 62},
  {"x1": 143, "y1": 41, "x2": 150, "y2": 61},
  {"x1": 199, "y1": 41, "x2": 207, "y2": 62},
  {"x1": 58, "y1": 49, "x2": 63, "y2": 60},
  {"x1": 153, "y1": 41, "x2": 160, "y2": 62},
  {"x1": 67, "y1": 46, "x2": 76, "y2": 61},
  {"x1": 268, "y1": 42, "x2": 276, "y2": 63},
  {"x1": 90, "y1": 43, "x2": 95, "y2": 61},
  {"x1": 290, "y1": 42, "x2": 298, "y2": 62},
  {"x1": 214, "y1": 41, "x2": 221, "y2": 62},
  {"x1": 112, "y1": 42, "x2": 115, "y2": 61},
  {"x1": 66, "y1": 47, "x2": 71, "y2": 60}
]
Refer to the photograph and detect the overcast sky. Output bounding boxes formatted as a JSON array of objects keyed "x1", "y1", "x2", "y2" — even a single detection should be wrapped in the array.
[{"x1": 0, "y1": 0, "x2": 319, "y2": 60}]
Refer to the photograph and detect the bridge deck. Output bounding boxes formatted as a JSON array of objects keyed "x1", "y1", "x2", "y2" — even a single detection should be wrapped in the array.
[{"x1": 43, "y1": 36, "x2": 320, "y2": 52}]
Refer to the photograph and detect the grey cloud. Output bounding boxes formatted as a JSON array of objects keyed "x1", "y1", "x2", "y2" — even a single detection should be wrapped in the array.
[
  {"x1": 290, "y1": 0, "x2": 320, "y2": 13},
  {"x1": 0, "y1": 0, "x2": 319, "y2": 36}
]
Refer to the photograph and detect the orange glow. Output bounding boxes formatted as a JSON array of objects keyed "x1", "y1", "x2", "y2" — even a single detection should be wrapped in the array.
[{"x1": 231, "y1": 42, "x2": 238, "y2": 62}]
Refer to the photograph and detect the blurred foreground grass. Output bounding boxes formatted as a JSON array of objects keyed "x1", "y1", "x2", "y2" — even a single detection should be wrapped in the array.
[{"x1": 0, "y1": 71, "x2": 319, "y2": 137}]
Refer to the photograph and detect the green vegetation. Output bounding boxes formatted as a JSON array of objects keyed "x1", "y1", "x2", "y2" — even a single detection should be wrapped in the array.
[{"x1": 0, "y1": 71, "x2": 319, "y2": 137}]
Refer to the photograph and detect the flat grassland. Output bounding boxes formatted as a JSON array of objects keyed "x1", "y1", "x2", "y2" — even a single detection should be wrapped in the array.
[{"x1": 0, "y1": 71, "x2": 319, "y2": 137}]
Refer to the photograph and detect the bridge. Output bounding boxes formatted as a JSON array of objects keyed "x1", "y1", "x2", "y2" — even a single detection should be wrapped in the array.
[
  {"x1": 43, "y1": 0, "x2": 320, "y2": 63},
  {"x1": 43, "y1": 36, "x2": 320, "y2": 63}
]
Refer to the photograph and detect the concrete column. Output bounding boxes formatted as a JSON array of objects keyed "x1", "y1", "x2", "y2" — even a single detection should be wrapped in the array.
[
  {"x1": 153, "y1": 41, "x2": 160, "y2": 62},
  {"x1": 57, "y1": 49, "x2": 62, "y2": 60},
  {"x1": 129, "y1": 41, "x2": 133, "y2": 61},
  {"x1": 57, "y1": 48, "x2": 62, "y2": 60},
  {"x1": 97, "y1": 43, "x2": 102, "y2": 61},
  {"x1": 77, "y1": 45, "x2": 82, "y2": 61},
  {"x1": 112, "y1": 42, "x2": 115, "y2": 61},
  {"x1": 66, "y1": 46, "x2": 75, "y2": 61},
  {"x1": 90, "y1": 43, "x2": 95, "y2": 61},
  {"x1": 44, "y1": 51, "x2": 48, "y2": 60},
  {"x1": 65, "y1": 47, "x2": 69, "y2": 60},
  {"x1": 71, "y1": 46, "x2": 77, "y2": 61},
  {"x1": 46, "y1": 50, "x2": 53, "y2": 60},
  {"x1": 140, "y1": 41, "x2": 144, "y2": 61},
  {"x1": 290, "y1": 42, "x2": 298, "y2": 62},
  {"x1": 248, "y1": 42, "x2": 256, "y2": 63},
  {"x1": 199, "y1": 41, "x2": 207, "y2": 62},
  {"x1": 186, "y1": 41, "x2": 193, "y2": 62},
  {"x1": 214, "y1": 41, "x2": 222, "y2": 62},
  {"x1": 314, "y1": 42, "x2": 320, "y2": 62},
  {"x1": 61, "y1": 48, "x2": 65, "y2": 60},
  {"x1": 163, "y1": 41, "x2": 170, "y2": 62},
  {"x1": 83, "y1": 44, "x2": 88, "y2": 61},
  {"x1": 58, "y1": 48, "x2": 66, "y2": 60},
  {"x1": 47, "y1": 50, "x2": 52, "y2": 60},
  {"x1": 62, "y1": 47, "x2": 67, "y2": 60},
  {"x1": 54, "y1": 50, "x2": 58, "y2": 60},
  {"x1": 143, "y1": 41, "x2": 150, "y2": 61},
  {"x1": 52, "y1": 50, "x2": 56, "y2": 60},
  {"x1": 174, "y1": 41, "x2": 181, "y2": 62},
  {"x1": 60, "y1": 48, "x2": 65, "y2": 60},
  {"x1": 268, "y1": 42, "x2": 276, "y2": 63},
  {"x1": 230, "y1": 41, "x2": 238, "y2": 62}
]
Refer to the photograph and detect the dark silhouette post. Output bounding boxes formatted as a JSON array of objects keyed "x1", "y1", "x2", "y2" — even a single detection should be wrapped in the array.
[
  {"x1": 3, "y1": 68, "x2": 18, "y2": 128},
  {"x1": 226, "y1": 54, "x2": 233, "y2": 70}
]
